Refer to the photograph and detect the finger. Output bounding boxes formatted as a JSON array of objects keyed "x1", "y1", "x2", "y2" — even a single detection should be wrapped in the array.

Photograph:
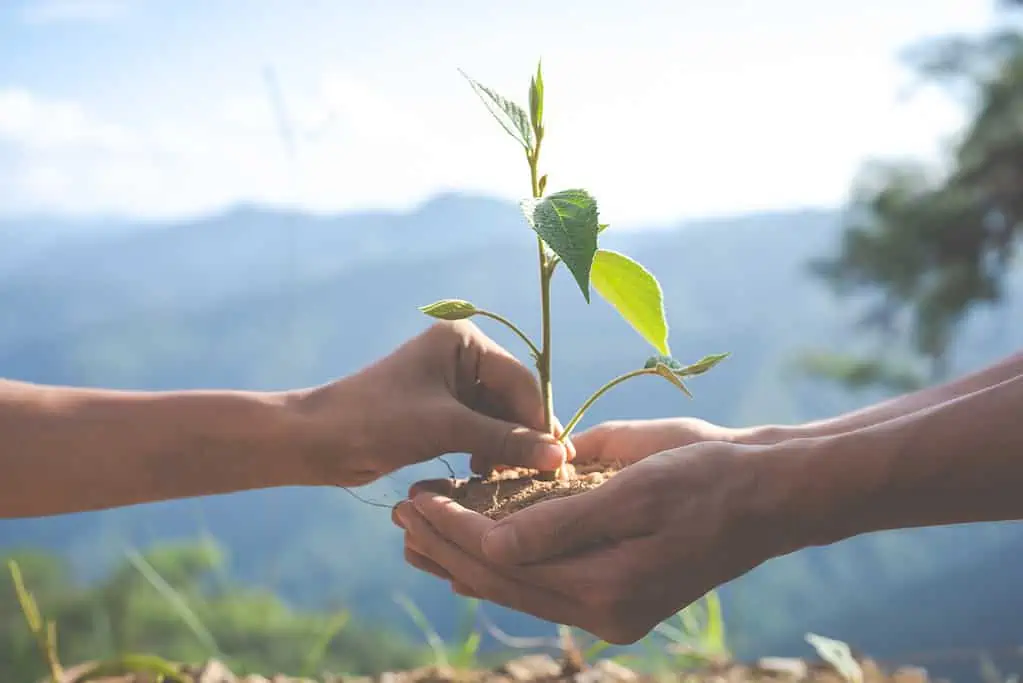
[
  {"x1": 550, "y1": 416, "x2": 577, "y2": 462},
  {"x1": 447, "y1": 405, "x2": 567, "y2": 471},
  {"x1": 396, "y1": 498, "x2": 580, "y2": 626},
  {"x1": 469, "y1": 416, "x2": 576, "y2": 474},
  {"x1": 404, "y1": 544, "x2": 452, "y2": 581},
  {"x1": 408, "y1": 478, "x2": 456, "y2": 499},
  {"x1": 451, "y1": 581, "x2": 481, "y2": 599},
  {"x1": 569, "y1": 422, "x2": 619, "y2": 462},
  {"x1": 474, "y1": 343, "x2": 546, "y2": 431},
  {"x1": 410, "y1": 492, "x2": 495, "y2": 556}
]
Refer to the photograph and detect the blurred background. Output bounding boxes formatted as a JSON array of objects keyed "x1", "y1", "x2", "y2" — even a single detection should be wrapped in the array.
[{"x1": 3, "y1": 0, "x2": 1023, "y2": 680}]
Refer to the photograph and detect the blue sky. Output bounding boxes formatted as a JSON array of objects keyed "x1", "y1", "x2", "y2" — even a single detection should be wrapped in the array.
[{"x1": 0, "y1": 0, "x2": 1002, "y2": 228}]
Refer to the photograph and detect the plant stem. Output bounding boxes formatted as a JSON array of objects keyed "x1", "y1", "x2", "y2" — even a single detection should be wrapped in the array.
[
  {"x1": 537, "y1": 241, "x2": 553, "y2": 433},
  {"x1": 474, "y1": 310, "x2": 541, "y2": 360},
  {"x1": 528, "y1": 137, "x2": 555, "y2": 437},
  {"x1": 559, "y1": 368, "x2": 659, "y2": 441}
]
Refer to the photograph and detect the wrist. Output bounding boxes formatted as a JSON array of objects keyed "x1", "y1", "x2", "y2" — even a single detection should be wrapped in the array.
[
  {"x1": 738, "y1": 432, "x2": 864, "y2": 557},
  {"x1": 286, "y1": 374, "x2": 379, "y2": 487},
  {"x1": 193, "y1": 388, "x2": 321, "y2": 488},
  {"x1": 753, "y1": 428, "x2": 895, "y2": 553}
]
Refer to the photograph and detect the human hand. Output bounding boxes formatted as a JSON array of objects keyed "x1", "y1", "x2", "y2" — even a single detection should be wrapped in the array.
[
  {"x1": 393, "y1": 434, "x2": 802, "y2": 644},
  {"x1": 295, "y1": 320, "x2": 573, "y2": 487},
  {"x1": 562, "y1": 417, "x2": 746, "y2": 467}
]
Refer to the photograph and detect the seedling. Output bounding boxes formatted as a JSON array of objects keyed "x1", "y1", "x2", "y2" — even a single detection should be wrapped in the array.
[{"x1": 420, "y1": 62, "x2": 729, "y2": 513}]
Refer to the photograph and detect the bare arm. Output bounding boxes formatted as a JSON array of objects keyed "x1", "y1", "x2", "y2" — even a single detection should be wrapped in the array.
[
  {"x1": 777, "y1": 369, "x2": 1023, "y2": 549},
  {"x1": 0, "y1": 379, "x2": 312, "y2": 518},
  {"x1": 0, "y1": 322, "x2": 567, "y2": 519},
  {"x1": 742, "y1": 350, "x2": 1023, "y2": 444}
]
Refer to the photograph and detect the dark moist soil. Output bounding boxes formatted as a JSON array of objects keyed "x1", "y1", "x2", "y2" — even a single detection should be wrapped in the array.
[{"x1": 449, "y1": 462, "x2": 623, "y2": 520}]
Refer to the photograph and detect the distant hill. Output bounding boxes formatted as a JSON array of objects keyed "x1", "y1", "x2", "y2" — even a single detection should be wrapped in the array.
[{"x1": 1, "y1": 195, "x2": 1022, "y2": 679}]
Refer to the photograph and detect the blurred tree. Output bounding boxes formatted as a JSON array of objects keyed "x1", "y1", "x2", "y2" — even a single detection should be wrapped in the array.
[{"x1": 806, "y1": 2, "x2": 1023, "y2": 390}]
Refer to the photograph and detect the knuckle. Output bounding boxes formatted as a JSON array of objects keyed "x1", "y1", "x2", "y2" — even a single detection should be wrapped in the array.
[{"x1": 501, "y1": 426, "x2": 527, "y2": 462}]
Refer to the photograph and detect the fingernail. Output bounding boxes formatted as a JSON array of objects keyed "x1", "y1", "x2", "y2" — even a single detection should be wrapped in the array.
[
  {"x1": 482, "y1": 523, "x2": 518, "y2": 564},
  {"x1": 394, "y1": 502, "x2": 411, "y2": 527},
  {"x1": 534, "y1": 439, "x2": 566, "y2": 470}
]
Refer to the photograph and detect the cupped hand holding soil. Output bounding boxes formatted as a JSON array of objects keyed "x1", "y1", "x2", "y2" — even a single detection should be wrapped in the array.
[
  {"x1": 426, "y1": 417, "x2": 745, "y2": 520},
  {"x1": 393, "y1": 420, "x2": 798, "y2": 645}
]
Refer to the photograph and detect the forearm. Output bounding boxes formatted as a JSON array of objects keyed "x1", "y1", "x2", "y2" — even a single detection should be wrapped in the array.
[
  {"x1": 0, "y1": 379, "x2": 319, "y2": 518},
  {"x1": 742, "y1": 350, "x2": 1023, "y2": 444},
  {"x1": 775, "y1": 371, "x2": 1023, "y2": 550}
]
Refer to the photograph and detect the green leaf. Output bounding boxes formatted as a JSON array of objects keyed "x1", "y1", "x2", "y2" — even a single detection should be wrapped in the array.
[
  {"x1": 678, "y1": 352, "x2": 731, "y2": 376},
  {"x1": 521, "y1": 189, "x2": 601, "y2": 301},
  {"x1": 645, "y1": 353, "x2": 729, "y2": 376},
  {"x1": 598, "y1": 223, "x2": 610, "y2": 234},
  {"x1": 529, "y1": 60, "x2": 544, "y2": 134},
  {"x1": 644, "y1": 353, "x2": 730, "y2": 398},
  {"x1": 460, "y1": 70, "x2": 534, "y2": 151},
  {"x1": 538, "y1": 173, "x2": 548, "y2": 196},
  {"x1": 591, "y1": 249, "x2": 670, "y2": 355},
  {"x1": 645, "y1": 358, "x2": 693, "y2": 398},
  {"x1": 645, "y1": 354, "x2": 678, "y2": 370},
  {"x1": 419, "y1": 299, "x2": 478, "y2": 320}
]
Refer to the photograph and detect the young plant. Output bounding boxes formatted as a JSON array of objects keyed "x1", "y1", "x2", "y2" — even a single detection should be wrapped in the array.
[{"x1": 420, "y1": 62, "x2": 729, "y2": 479}]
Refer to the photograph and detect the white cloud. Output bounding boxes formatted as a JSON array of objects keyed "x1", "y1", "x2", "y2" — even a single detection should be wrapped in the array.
[
  {"x1": 21, "y1": 0, "x2": 131, "y2": 25},
  {"x1": 0, "y1": 73, "x2": 465, "y2": 221},
  {"x1": 20, "y1": 0, "x2": 129, "y2": 25},
  {"x1": 0, "y1": 53, "x2": 968, "y2": 228},
  {"x1": 0, "y1": 89, "x2": 134, "y2": 152}
]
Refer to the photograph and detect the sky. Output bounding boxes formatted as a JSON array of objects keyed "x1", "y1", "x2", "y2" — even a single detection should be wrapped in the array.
[{"x1": 0, "y1": 0, "x2": 1005, "y2": 229}]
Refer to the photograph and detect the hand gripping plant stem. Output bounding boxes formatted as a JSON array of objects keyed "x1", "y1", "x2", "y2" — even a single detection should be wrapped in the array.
[{"x1": 419, "y1": 62, "x2": 730, "y2": 479}]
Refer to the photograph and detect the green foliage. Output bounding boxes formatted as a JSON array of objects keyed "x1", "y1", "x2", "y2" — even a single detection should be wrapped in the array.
[
  {"x1": 460, "y1": 70, "x2": 534, "y2": 152},
  {"x1": 652, "y1": 591, "x2": 730, "y2": 667},
  {"x1": 1, "y1": 543, "x2": 425, "y2": 681},
  {"x1": 419, "y1": 299, "x2": 478, "y2": 320},
  {"x1": 69, "y1": 654, "x2": 185, "y2": 682},
  {"x1": 645, "y1": 353, "x2": 731, "y2": 378},
  {"x1": 299, "y1": 610, "x2": 350, "y2": 679},
  {"x1": 8, "y1": 559, "x2": 63, "y2": 682},
  {"x1": 448, "y1": 598, "x2": 483, "y2": 670},
  {"x1": 795, "y1": 352, "x2": 925, "y2": 394},
  {"x1": 638, "y1": 353, "x2": 732, "y2": 400},
  {"x1": 591, "y1": 249, "x2": 671, "y2": 356},
  {"x1": 395, "y1": 594, "x2": 483, "y2": 671},
  {"x1": 396, "y1": 593, "x2": 450, "y2": 668},
  {"x1": 807, "y1": 10, "x2": 1023, "y2": 390},
  {"x1": 424, "y1": 61, "x2": 729, "y2": 446},
  {"x1": 521, "y1": 189, "x2": 601, "y2": 301},
  {"x1": 529, "y1": 61, "x2": 544, "y2": 136}
]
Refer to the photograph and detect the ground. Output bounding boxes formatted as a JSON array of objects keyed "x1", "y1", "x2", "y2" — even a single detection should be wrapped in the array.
[{"x1": 51, "y1": 651, "x2": 932, "y2": 683}]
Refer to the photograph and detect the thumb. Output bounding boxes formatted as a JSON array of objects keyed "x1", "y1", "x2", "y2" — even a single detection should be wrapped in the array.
[
  {"x1": 481, "y1": 478, "x2": 642, "y2": 566},
  {"x1": 450, "y1": 405, "x2": 568, "y2": 472}
]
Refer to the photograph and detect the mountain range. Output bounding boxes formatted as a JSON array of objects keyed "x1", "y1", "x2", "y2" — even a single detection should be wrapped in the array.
[{"x1": 1, "y1": 194, "x2": 1022, "y2": 678}]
